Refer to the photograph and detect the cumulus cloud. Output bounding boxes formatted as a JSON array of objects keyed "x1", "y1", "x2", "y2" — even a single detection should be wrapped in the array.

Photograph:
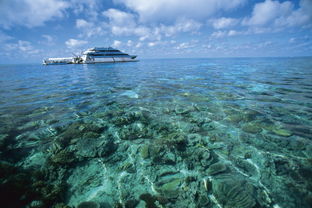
[
  {"x1": 0, "y1": 31, "x2": 13, "y2": 43},
  {"x1": 65, "y1": 38, "x2": 88, "y2": 48},
  {"x1": 40, "y1": 34, "x2": 55, "y2": 46},
  {"x1": 42, "y1": 35, "x2": 53, "y2": 42},
  {"x1": 75, "y1": 19, "x2": 105, "y2": 38},
  {"x1": 76, "y1": 19, "x2": 90, "y2": 28},
  {"x1": 281, "y1": 0, "x2": 312, "y2": 27},
  {"x1": 112, "y1": 40, "x2": 122, "y2": 47},
  {"x1": 103, "y1": 8, "x2": 137, "y2": 27},
  {"x1": 17, "y1": 40, "x2": 33, "y2": 52},
  {"x1": 114, "y1": 0, "x2": 247, "y2": 23},
  {"x1": 176, "y1": 42, "x2": 194, "y2": 50},
  {"x1": 102, "y1": 8, "x2": 151, "y2": 37},
  {"x1": 0, "y1": 0, "x2": 69, "y2": 28},
  {"x1": 102, "y1": 8, "x2": 202, "y2": 41},
  {"x1": 127, "y1": 40, "x2": 133, "y2": 47},
  {"x1": 244, "y1": 0, "x2": 293, "y2": 26},
  {"x1": 148, "y1": 42, "x2": 157, "y2": 47},
  {"x1": 211, "y1": 31, "x2": 228, "y2": 38},
  {"x1": 211, "y1": 17, "x2": 239, "y2": 29},
  {"x1": 4, "y1": 40, "x2": 40, "y2": 54},
  {"x1": 243, "y1": 0, "x2": 312, "y2": 28},
  {"x1": 160, "y1": 18, "x2": 202, "y2": 37},
  {"x1": 211, "y1": 29, "x2": 246, "y2": 38},
  {"x1": 103, "y1": 9, "x2": 136, "y2": 34},
  {"x1": 135, "y1": 42, "x2": 142, "y2": 48},
  {"x1": 301, "y1": 0, "x2": 312, "y2": 14},
  {"x1": 70, "y1": 0, "x2": 102, "y2": 20}
]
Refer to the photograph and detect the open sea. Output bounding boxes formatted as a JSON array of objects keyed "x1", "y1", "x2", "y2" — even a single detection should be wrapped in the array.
[{"x1": 0, "y1": 58, "x2": 312, "y2": 208}]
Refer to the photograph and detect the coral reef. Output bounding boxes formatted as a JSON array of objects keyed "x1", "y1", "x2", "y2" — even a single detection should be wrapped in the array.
[
  {"x1": 212, "y1": 176, "x2": 257, "y2": 208},
  {"x1": 77, "y1": 201, "x2": 100, "y2": 208},
  {"x1": 207, "y1": 162, "x2": 228, "y2": 176},
  {"x1": 0, "y1": 161, "x2": 67, "y2": 208},
  {"x1": 1, "y1": 59, "x2": 312, "y2": 208}
]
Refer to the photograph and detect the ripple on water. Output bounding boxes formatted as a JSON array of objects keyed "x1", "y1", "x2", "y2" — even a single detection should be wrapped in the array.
[{"x1": 0, "y1": 58, "x2": 312, "y2": 208}]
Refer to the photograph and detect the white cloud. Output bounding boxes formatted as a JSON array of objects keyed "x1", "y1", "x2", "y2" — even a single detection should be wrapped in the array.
[
  {"x1": 42, "y1": 35, "x2": 53, "y2": 42},
  {"x1": 65, "y1": 39, "x2": 88, "y2": 48},
  {"x1": 228, "y1": 30, "x2": 242, "y2": 36},
  {"x1": 17, "y1": 40, "x2": 33, "y2": 52},
  {"x1": 301, "y1": 0, "x2": 312, "y2": 14},
  {"x1": 102, "y1": 9, "x2": 201, "y2": 41},
  {"x1": 211, "y1": 31, "x2": 228, "y2": 38},
  {"x1": 103, "y1": 8, "x2": 136, "y2": 27},
  {"x1": 75, "y1": 19, "x2": 106, "y2": 38},
  {"x1": 76, "y1": 19, "x2": 90, "y2": 28},
  {"x1": 0, "y1": 31, "x2": 13, "y2": 43},
  {"x1": 127, "y1": 40, "x2": 133, "y2": 47},
  {"x1": 281, "y1": 0, "x2": 312, "y2": 27},
  {"x1": 112, "y1": 40, "x2": 122, "y2": 48},
  {"x1": 243, "y1": 0, "x2": 312, "y2": 28},
  {"x1": 289, "y1": 38, "x2": 296, "y2": 43},
  {"x1": 175, "y1": 40, "x2": 198, "y2": 50},
  {"x1": 114, "y1": 0, "x2": 247, "y2": 23},
  {"x1": 102, "y1": 9, "x2": 151, "y2": 37},
  {"x1": 211, "y1": 29, "x2": 246, "y2": 38},
  {"x1": 4, "y1": 40, "x2": 40, "y2": 54},
  {"x1": 0, "y1": 0, "x2": 69, "y2": 28},
  {"x1": 244, "y1": 0, "x2": 293, "y2": 26},
  {"x1": 70, "y1": 0, "x2": 102, "y2": 20},
  {"x1": 148, "y1": 42, "x2": 157, "y2": 47},
  {"x1": 211, "y1": 17, "x2": 239, "y2": 29},
  {"x1": 135, "y1": 42, "x2": 142, "y2": 48},
  {"x1": 39, "y1": 34, "x2": 55, "y2": 46},
  {"x1": 176, "y1": 42, "x2": 191, "y2": 50},
  {"x1": 160, "y1": 18, "x2": 202, "y2": 37}
]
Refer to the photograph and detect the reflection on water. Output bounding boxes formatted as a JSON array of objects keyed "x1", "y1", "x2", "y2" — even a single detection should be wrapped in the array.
[{"x1": 0, "y1": 58, "x2": 312, "y2": 208}]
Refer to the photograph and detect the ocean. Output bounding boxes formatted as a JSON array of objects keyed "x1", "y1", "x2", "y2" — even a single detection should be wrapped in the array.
[{"x1": 0, "y1": 58, "x2": 312, "y2": 208}]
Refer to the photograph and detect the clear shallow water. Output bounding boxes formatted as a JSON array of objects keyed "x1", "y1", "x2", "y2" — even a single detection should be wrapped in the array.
[{"x1": 0, "y1": 58, "x2": 312, "y2": 208}]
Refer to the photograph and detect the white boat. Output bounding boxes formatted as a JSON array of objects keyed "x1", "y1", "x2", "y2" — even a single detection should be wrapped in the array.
[
  {"x1": 42, "y1": 57, "x2": 74, "y2": 65},
  {"x1": 82, "y1": 47, "x2": 138, "y2": 63},
  {"x1": 43, "y1": 47, "x2": 138, "y2": 65}
]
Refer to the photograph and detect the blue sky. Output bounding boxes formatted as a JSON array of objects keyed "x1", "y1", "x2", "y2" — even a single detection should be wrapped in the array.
[{"x1": 0, "y1": 0, "x2": 311, "y2": 63}]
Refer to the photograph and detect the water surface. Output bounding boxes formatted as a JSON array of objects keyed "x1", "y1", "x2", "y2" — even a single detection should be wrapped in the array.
[{"x1": 0, "y1": 58, "x2": 312, "y2": 208}]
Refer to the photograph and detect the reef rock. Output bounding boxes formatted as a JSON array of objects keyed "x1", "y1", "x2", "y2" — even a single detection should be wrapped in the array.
[
  {"x1": 153, "y1": 171, "x2": 184, "y2": 198},
  {"x1": 207, "y1": 162, "x2": 228, "y2": 176},
  {"x1": 50, "y1": 149, "x2": 75, "y2": 165},
  {"x1": 77, "y1": 201, "x2": 100, "y2": 208},
  {"x1": 154, "y1": 178, "x2": 182, "y2": 198},
  {"x1": 272, "y1": 128, "x2": 292, "y2": 137},
  {"x1": 212, "y1": 176, "x2": 256, "y2": 208},
  {"x1": 76, "y1": 137, "x2": 116, "y2": 158},
  {"x1": 242, "y1": 123, "x2": 262, "y2": 134},
  {"x1": 140, "y1": 144, "x2": 150, "y2": 159}
]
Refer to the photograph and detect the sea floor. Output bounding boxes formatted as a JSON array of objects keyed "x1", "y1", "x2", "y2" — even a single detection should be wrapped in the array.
[{"x1": 0, "y1": 58, "x2": 312, "y2": 208}]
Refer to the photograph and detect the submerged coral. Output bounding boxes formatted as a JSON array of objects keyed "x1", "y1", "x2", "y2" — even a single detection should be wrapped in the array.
[
  {"x1": 212, "y1": 176, "x2": 257, "y2": 208},
  {"x1": 207, "y1": 162, "x2": 228, "y2": 176},
  {"x1": 242, "y1": 123, "x2": 262, "y2": 134},
  {"x1": 1, "y1": 59, "x2": 312, "y2": 208},
  {"x1": 0, "y1": 161, "x2": 67, "y2": 208},
  {"x1": 77, "y1": 201, "x2": 100, "y2": 208}
]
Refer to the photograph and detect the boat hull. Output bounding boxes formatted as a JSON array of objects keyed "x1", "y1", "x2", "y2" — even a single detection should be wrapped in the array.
[
  {"x1": 83, "y1": 57, "x2": 138, "y2": 64},
  {"x1": 43, "y1": 58, "x2": 139, "y2": 65}
]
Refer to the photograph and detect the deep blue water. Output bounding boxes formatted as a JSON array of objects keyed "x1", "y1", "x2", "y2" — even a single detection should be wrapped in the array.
[{"x1": 0, "y1": 58, "x2": 312, "y2": 208}]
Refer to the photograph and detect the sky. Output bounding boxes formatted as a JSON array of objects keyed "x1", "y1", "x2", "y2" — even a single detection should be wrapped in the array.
[{"x1": 0, "y1": 0, "x2": 311, "y2": 63}]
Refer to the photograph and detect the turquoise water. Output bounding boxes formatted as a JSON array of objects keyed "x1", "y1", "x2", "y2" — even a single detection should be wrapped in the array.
[{"x1": 0, "y1": 58, "x2": 312, "y2": 208}]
